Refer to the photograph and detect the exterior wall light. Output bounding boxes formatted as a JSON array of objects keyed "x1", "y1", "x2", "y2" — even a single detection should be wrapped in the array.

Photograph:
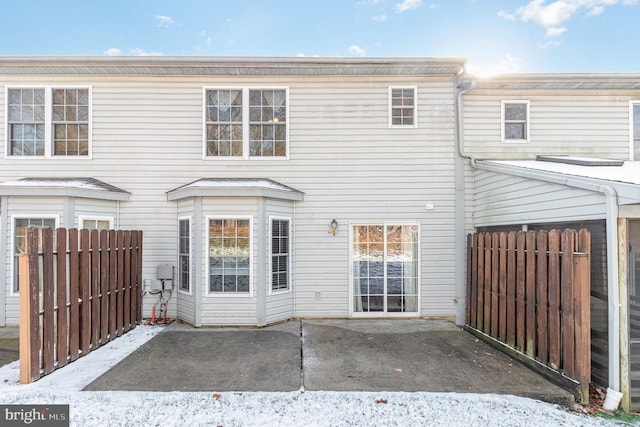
[{"x1": 329, "y1": 219, "x2": 338, "y2": 236}]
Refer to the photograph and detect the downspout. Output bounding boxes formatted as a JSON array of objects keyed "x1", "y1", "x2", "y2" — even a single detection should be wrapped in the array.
[
  {"x1": 453, "y1": 74, "x2": 475, "y2": 325},
  {"x1": 600, "y1": 185, "x2": 621, "y2": 392}
]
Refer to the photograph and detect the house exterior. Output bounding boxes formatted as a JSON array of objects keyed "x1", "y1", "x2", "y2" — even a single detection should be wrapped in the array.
[
  {"x1": 2, "y1": 57, "x2": 640, "y2": 409},
  {"x1": 461, "y1": 75, "x2": 640, "y2": 410},
  {"x1": 0, "y1": 56, "x2": 467, "y2": 328}
]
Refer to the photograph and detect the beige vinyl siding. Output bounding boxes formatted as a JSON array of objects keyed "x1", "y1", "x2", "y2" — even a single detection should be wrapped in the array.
[
  {"x1": 74, "y1": 199, "x2": 119, "y2": 228},
  {"x1": 474, "y1": 170, "x2": 606, "y2": 227},
  {"x1": 464, "y1": 93, "x2": 636, "y2": 160},
  {"x1": 0, "y1": 73, "x2": 459, "y2": 323}
]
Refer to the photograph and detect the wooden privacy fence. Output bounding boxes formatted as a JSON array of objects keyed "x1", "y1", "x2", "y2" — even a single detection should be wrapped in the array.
[
  {"x1": 19, "y1": 226, "x2": 143, "y2": 384},
  {"x1": 466, "y1": 229, "x2": 591, "y2": 403}
]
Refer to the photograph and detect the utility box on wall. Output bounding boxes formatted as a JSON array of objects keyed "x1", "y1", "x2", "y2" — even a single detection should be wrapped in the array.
[{"x1": 157, "y1": 264, "x2": 174, "y2": 280}]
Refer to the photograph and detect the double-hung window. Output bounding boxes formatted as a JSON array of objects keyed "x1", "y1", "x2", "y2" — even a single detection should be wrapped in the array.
[
  {"x1": 178, "y1": 218, "x2": 191, "y2": 293},
  {"x1": 13, "y1": 217, "x2": 57, "y2": 292},
  {"x1": 270, "y1": 218, "x2": 290, "y2": 293},
  {"x1": 502, "y1": 100, "x2": 529, "y2": 142},
  {"x1": 389, "y1": 87, "x2": 417, "y2": 127},
  {"x1": 208, "y1": 217, "x2": 252, "y2": 294},
  {"x1": 205, "y1": 88, "x2": 287, "y2": 159},
  {"x1": 7, "y1": 87, "x2": 90, "y2": 157},
  {"x1": 80, "y1": 216, "x2": 112, "y2": 231},
  {"x1": 631, "y1": 101, "x2": 640, "y2": 160}
]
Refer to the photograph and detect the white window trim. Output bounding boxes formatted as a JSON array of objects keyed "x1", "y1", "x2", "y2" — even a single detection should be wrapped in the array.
[
  {"x1": 10, "y1": 214, "x2": 59, "y2": 295},
  {"x1": 268, "y1": 216, "x2": 292, "y2": 296},
  {"x1": 348, "y1": 221, "x2": 421, "y2": 318},
  {"x1": 78, "y1": 215, "x2": 114, "y2": 230},
  {"x1": 205, "y1": 215, "x2": 254, "y2": 297},
  {"x1": 202, "y1": 86, "x2": 290, "y2": 160},
  {"x1": 501, "y1": 100, "x2": 530, "y2": 144},
  {"x1": 178, "y1": 216, "x2": 192, "y2": 295},
  {"x1": 5, "y1": 85, "x2": 93, "y2": 159},
  {"x1": 629, "y1": 100, "x2": 640, "y2": 161},
  {"x1": 388, "y1": 86, "x2": 418, "y2": 128}
]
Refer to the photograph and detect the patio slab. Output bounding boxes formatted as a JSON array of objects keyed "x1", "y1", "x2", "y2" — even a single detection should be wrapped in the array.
[{"x1": 84, "y1": 319, "x2": 574, "y2": 404}]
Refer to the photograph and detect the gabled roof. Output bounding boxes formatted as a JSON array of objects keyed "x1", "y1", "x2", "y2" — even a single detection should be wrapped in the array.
[
  {"x1": 475, "y1": 159, "x2": 640, "y2": 205},
  {"x1": 167, "y1": 178, "x2": 304, "y2": 202},
  {"x1": 0, "y1": 177, "x2": 130, "y2": 201},
  {"x1": 0, "y1": 56, "x2": 466, "y2": 77}
]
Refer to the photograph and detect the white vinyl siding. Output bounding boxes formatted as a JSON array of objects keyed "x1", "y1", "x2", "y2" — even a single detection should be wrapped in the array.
[
  {"x1": 474, "y1": 169, "x2": 607, "y2": 227},
  {"x1": 0, "y1": 73, "x2": 459, "y2": 325},
  {"x1": 464, "y1": 93, "x2": 633, "y2": 159}
]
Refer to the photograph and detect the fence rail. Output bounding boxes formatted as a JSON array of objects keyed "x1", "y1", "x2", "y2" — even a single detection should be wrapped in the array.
[
  {"x1": 466, "y1": 228, "x2": 591, "y2": 403},
  {"x1": 19, "y1": 227, "x2": 143, "y2": 384}
]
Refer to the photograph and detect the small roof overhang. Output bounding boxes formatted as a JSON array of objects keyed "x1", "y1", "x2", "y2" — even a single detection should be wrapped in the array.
[
  {"x1": 0, "y1": 177, "x2": 130, "y2": 201},
  {"x1": 475, "y1": 159, "x2": 640, "y2": 205},
  {"x1": 167, "y1": 178, "x2": 304, "y2": 202}
]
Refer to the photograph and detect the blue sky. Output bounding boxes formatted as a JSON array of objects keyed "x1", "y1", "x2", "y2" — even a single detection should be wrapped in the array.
[{"x1": 1, "y1": 0, "x2": 638, "y2": 75}]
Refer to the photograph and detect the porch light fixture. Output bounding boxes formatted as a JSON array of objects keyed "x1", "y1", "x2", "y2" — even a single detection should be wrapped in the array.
[{"x1": 329, "y1": 219, "x2": 338, "y2": 236}]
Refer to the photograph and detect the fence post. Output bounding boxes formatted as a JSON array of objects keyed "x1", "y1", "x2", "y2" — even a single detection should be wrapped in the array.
[
  {"x1": 574, "y1": 229, "x2": 591, "y2": 404},
  {"x1": 19, "y1": 227, "x2": 41, "y2": 384}
]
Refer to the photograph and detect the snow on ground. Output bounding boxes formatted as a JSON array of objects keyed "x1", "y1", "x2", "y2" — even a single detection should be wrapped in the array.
[{"x1": 0, "y1": 325, "x2": 631, "y2": 426}]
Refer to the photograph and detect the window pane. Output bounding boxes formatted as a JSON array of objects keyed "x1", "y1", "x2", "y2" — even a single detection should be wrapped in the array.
[
  {"x1": 205, "y1": 89, "x2": 243, "y2": 157},
  {"x1": 505, "y1": 123, "x2": 526, "y2": 140},
  {"x1": 505, "y1": 103, "x2": 527, "y2": 120}
]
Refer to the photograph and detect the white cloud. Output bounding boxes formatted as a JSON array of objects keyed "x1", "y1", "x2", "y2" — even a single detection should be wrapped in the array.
[
  {"x1": 348, "y1": 44, "x2": 366, "y2": 56},
  {"x1": 128, "y1": 48, "x2": 163, "y2": 56},
  {"x1": 104, "y1": 48, "x2": 122, "y2": 56},
  {"x1": 395, "y1": 0, "x2": 423, "y2": 13},
  {"x1": 155, "y1": 15, "x2": 175, "y2": 27},
  {"x1": 497, "y1": 10, "x2": 517, "y2": 21},
  {"x1": 546, "y1": 26, "x2": 568, "y2": 36},
  {"x1": 499, "y1": 0, "x2": 636, "y2": 37},
  {"x1": 372, "y1": 14, "x2": 388, "y2": 22},
  {"x1": 466, "y1": 54, "x2": 524, "y2": 77},
  {"x1": 539, "y1": 40, "x2": 562, "y2": 48}
]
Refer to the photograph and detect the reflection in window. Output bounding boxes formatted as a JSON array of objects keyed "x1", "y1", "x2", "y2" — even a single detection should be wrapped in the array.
[{"x1": 209, "y1": 218, "x2": 251, "y2": 293}]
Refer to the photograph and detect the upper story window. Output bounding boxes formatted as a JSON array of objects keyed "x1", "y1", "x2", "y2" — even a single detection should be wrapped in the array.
[
  {"x1": 631, "y1": 101, "x2": 640, "y2": 160},
  {"x1": 389, "y1": 87, "x2": 417, "y2": 127},
  {"x1": 7, "y1": 87, "x2": 91, "y2": 157},
  {"x1": 205, "y1": 88, "x2": 287, "y2": 159},
  {"x1": 502, "y1": 100, "x2": 529, "y2": 143}
]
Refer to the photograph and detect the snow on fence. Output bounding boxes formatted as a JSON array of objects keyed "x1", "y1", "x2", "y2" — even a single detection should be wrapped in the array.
[
  {"x1": 19, "y1": 226, "x2": 143, "y2": 384},
  {"x1": 465, "y1": 229, "x2": 591, "y2": 404}
]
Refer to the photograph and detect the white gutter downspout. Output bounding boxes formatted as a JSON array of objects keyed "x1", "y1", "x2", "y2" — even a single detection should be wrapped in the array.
[
  {"x1": 453, "y1": 75, "x2": 475, "y2": 325},
  {"x1": 601, "y1": 184, "x2": 621, "y2": 392}
]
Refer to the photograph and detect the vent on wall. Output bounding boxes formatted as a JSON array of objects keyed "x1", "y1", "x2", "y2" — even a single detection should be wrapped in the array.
[{"x1": 536, "y1": 155, "x2": 624, "y2": 167}]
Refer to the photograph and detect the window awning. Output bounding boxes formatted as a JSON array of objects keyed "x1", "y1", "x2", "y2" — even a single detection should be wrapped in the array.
[
  {"x1": 167, "y1": 178, "x2": 304, "y2": 202},
  {"x1": 0, "y1": 177, "x2": 130, "y2": 201}
]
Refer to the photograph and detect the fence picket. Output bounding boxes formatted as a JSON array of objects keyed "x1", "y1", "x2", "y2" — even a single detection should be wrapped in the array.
[
  {"x1": 18, "y1": 226, "x2": 143, "y2": 384},
  {"x1": 56, "y1": 228, "x2": 68, "y2": 368},
  {"x1": 124, "y1": 232, "x2": 132, "y2": 330},
  {"x1": 466, "y1": 228, "x2": 591, "y2": 404},
  {"x1": 498, "y1": 232, "x2": 507, "y2": 341},
  {"x1": 506, "y1": 232, "x2": 516, "y2": 347},
  {"x1": 536, "y1": 230, "x2": 549, "y2": 364},
  {"x1": 68, "y1": 229, "x2": 80, "y2": 361},
  {"x1": 548, "y1": 230, "x2": 561, "y2": 370},
  {"x1": 42, "y1": 227, "x2": 55, "y2": 375}
]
